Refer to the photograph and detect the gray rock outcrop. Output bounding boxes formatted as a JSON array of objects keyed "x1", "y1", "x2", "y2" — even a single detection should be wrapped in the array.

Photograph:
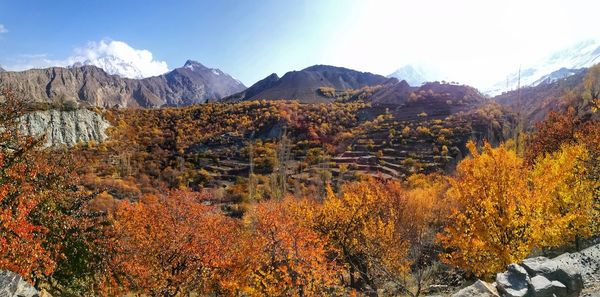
[
  {"x1": 496, "y1": 264, "x2": 530, "y2": 297},
  {"x1": 529, "y1": 275, "x2": 568, "y2": 297},
  {"x1": 452, "y1": 243, "x2": 600, "y2": 297},
  {"x1": 19, "y1": 109, "x2": 110, "y2": 147},
  {"x1": 522, "y1": 256, "x2": 583, "y2": 296},
  {"x1": 0, "y1": 270, "x2": 44, "y2": 297}
]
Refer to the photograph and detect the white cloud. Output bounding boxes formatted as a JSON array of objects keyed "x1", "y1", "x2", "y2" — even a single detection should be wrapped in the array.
[
  {"x1": 69, "y1": 40, "x2": 169, "y2": 78},
  {"x1": 0, "y1": 24, "x2": 7, "y2": 34},
  {"x1": 6, "y1": 40, "x2": 169, "y2": 79},
  {"x1": 318, "y1": 0, "x2": 600, "y2": 89}
]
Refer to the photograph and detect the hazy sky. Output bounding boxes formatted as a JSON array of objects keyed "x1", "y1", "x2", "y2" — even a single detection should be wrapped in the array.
[{"x1": 0, "y1": 0, "x2": 598, "y2": 87}]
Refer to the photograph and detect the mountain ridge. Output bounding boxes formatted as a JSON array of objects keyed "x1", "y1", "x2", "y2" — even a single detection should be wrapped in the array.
[
  {"x1": 224, "y1": 64, "x2": 391, "y2": 103},
  {"x1": 0, "y1": 61, "x2": 246, "y2": 108},
  {"x1": 487, "y1": 39, "x2": 600, "y2": 95}
]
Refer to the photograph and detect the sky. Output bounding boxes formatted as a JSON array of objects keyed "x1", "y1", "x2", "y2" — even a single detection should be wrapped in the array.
[{"x1": 0, "y1": 0, "x2": 599, "y2": 88}]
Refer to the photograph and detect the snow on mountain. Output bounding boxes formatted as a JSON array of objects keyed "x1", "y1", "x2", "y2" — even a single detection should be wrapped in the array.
[
  {"x1": 487, "y1": 39, "x2": 600, "y2": 95},
  {"x1": 79, "y1": 56, "x2": 147, "y2": 79},
  {"x1": 387, "y1": 64, "x2": 430, "y2": 86},
  {"x1": 531, "y1": 67, "x2": 587, "y2": 86},
  {"x1": 69, "y1": 40, "x2": 170, "y2": 79}
]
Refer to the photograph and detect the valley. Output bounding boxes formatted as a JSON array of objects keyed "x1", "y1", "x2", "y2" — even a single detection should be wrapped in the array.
[{"x1": 0, "y1": 27, "x2": 599, "y2": 297}]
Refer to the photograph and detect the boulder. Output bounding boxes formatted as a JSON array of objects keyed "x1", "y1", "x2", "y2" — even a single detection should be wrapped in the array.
[
  {"x1": 496, "y1": 264, "x2": 530, "y2": 297},
  {"x1": 550, "y1": 281, "x2": 568, "y2": 296},
  {"x1": 521, "y1": 255, "x2": 583, "y2": 297},
  {"x1": 522, "y1": 257, "x2": 559, "y2": 276},
  {"x1": 452, "y1": 280, "x2": 500, "y2": 297},
  {"x1": 0, "y1": 270, "x2": 42, "y2": 297},
  {"x1": 529, "y1": 275, "x2": 568, "y2": 297},
  {"x1": 549, "y1": 265, "x2": 583, "y2": 297}
]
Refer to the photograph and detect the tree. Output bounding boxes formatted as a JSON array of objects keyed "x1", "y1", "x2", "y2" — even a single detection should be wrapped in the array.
[
  {"x1": 583, "y1": 64, "x2": 600, "y2": 109},
  {"x1": 524, "y1": 108, "x2": 580, "y2": 164},
  {"x1": 437, "y1": 141, "x2": 541, "y2": 279},
  {"x1": 531, "y1": 143, "x2": 597, "y2": 249},
  {"x1": 0, "y1": 89, "x2": 65, "y2": 279},
  {"x1": 107, "y1": 190, "x2": 248, "y2": 296},
  {"x1": 309, "y1": 177, "x2": 411, "y2": 293},
  {"x1": 245, "y1": 199, "x2": 339, "y2": 296}
]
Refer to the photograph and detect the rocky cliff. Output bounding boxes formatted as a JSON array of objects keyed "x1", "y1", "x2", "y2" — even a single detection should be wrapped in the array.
[
  {"x1": 19, "y1": 109, "x2": 110, "y2": 147},
  {"x1": 0, "y1": 60, "x2": 246, "y2": 108}
]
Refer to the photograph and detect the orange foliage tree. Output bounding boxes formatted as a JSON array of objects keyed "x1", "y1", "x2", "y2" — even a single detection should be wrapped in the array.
[
  {"x1": 0, "y1": 90, "x2": 64, "y2": 278},
  {"x1": 524, "y1": 108, "x2": 580, "y2": 164},
  {"x1": 106, "y1": 190, "x2": 250, "y2": 296},
  {"x1": 245, "y1": 199, "x2": 340, "y2": 296}
]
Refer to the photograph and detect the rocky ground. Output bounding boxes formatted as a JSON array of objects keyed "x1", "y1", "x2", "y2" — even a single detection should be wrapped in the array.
[
  {"x1": 449, "y1": 243, "x2": 600, "y2": 297},
  {"x1": 554, "y1": 244, "x2": 600, "y2": 296}
]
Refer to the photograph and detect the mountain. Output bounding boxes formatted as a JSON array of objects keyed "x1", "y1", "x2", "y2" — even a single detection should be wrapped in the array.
[
  {"x1": 0, "y1": 66, "x2": 5, "y2": 72},
  {"x1": 531, "y1": 67, "x2": 587, "y2": 86},
  {"x1": 487, "y1": 39, "x2": 600, "y2": 95},
  {"x1": 387, "y1": 65, "x2": 430, "y2": 86},
  {"x1": 76, "y1": 55, "x2": 165, "y2": 79},
  {"x1": 370, "y1": 80, "x2": 487, "y2": 107},
  {"x1": 0, "y1": 60, "x2": 246, "y2": 108},
  {"x1": 224, "y1": 65, "x2": 390, "y2": 103},
  {"x1": 221, "y1": 73, "x2": 280, "y2": 102},
  {"x1": 493, "y1": 68, "x2": 587, "y2": 127}
]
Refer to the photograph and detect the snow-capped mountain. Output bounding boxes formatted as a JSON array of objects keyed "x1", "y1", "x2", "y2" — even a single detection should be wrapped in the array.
[
  {"x1": 388, "y1": 65, "x2": 428, "y2": 86},
  {"x1": 487, "y1": 39, "x2": 600, "y2": 95},
  {"x1": 387, "y1": 64, "x2": 434, "y2": 86},
  {"x1": 1, "y1": 60, "x2": 246, "y2": 107},
  {"x1": 531, "y1": 67, "x2": 587, "y2": 86},
  {"x1": 74, "y1": 55, "x2": 164, "y2": 79}
]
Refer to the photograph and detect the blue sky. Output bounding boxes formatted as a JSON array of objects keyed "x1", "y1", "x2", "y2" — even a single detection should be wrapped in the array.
[{"x1": 0, "y1": 0, "x2": 599, "y2": 87}]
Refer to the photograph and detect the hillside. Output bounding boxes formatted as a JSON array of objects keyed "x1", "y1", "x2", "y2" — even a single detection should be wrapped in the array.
[
  {"x1": 69, "y1": 81, "x2": 513, "y2": 198},
  {"x1": 223, "y1": 65, "x2": 391, "y2": 103},
  {"x1": 493, "y1": 67, "x2": 592, "y2": 127},
  {"x1": 487, "y1": 40, "x2": 600, "y2": 95},
  {"x1": 0, "y1": 60, "x2": 246, "y2": 108}
]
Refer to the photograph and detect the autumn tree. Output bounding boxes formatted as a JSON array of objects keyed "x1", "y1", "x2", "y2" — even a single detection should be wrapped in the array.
[
  {"x1": 0, "y1": 89, "x2": 76, "y2": 280},
  {"x1": 524, "y1": 108, "x2": 580, "y2": 164},
  {"x1": 402, "y1": 174, "x2": 450, "y2": 295},
  {"x1": 437, "y1": 141, "x2": 541, "y2": 278},
  {"x1": 583, "y1": 63, "x2": 600, "y2": 110},
  {"x1": 307, "y1": 177, "x2": 412, "y2": 294},
  {"x1": 531, "y1": 143, "x2": 597, "y2": 249},
  {"x1": 245, "y1": 199, "x2": 340, "y2": 296},
  {"x1": 107, "y1": 190, "x2": 250, "y2": 296}
]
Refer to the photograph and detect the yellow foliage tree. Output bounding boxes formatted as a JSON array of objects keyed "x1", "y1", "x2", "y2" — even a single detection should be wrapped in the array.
[
  {"x1": 531, "y1": 143, "x2": 597, "y2": 248},
  {"x1": 308, "y1": 177, "x2": 411, "y2": 293},
  {"x1": 437, "y1": 141, "x2": 542, "y2": 278}
]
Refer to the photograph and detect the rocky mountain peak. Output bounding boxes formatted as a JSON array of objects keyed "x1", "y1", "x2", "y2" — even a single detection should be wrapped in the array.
[
  {"x1": 0, "y1": 61, "x2": 246, "y2": 107},
  {"x1": 183, "y1": 60, "x2": 208, "y2": 71}
]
